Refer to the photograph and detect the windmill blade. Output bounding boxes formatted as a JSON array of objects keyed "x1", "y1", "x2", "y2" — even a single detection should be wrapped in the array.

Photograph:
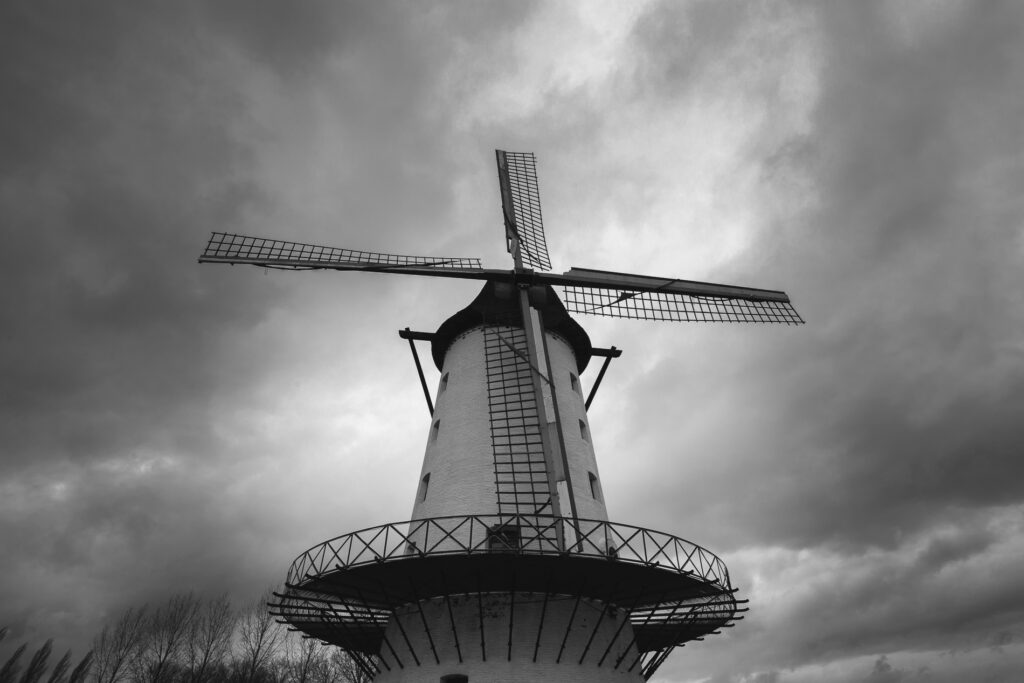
[
  {"x1": 496, "y1": 150, "x2": 552, "y2": 271},
  {"x1": 199, "y1": 232, "x2": 489, "y2": 278},
  {"x1": 539, "y1": 267, "x2": 804, "y2": 324}
]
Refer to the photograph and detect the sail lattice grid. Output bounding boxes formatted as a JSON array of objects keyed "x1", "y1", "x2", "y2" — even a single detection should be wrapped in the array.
[
  {"x1": 202, "y1": 232, "x2": 483, "y2": 270},
  {"x1": 501, "y1": 152, "x2": 551, "y2": 271},
  {"x1": 561, "y1": 286, "x2": 805, "y2": 323}
]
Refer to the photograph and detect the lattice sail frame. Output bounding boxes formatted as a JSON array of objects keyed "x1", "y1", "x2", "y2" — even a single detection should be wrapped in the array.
[
  {"x1": 561, "y1": 286, "x2": 805, "y2": 323},
  {"x1": 497, "y1": 151, "x2": 552, "y2": 271},
  {"x1": 202, "y1": 232, "x2": 483, "y2": 270}
]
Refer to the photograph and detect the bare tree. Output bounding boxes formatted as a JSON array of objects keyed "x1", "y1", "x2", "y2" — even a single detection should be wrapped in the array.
[
  {"x1": 235, "y1": 590, "x2": 284, "y2": 683},
  {"x1": 0, "y1": 642, "x2": 27, "y2": 683},
  {"x1": 134, "y1": 593, "x2": 199, "y2": 683},
  {"x1": 328, "y1": 650, "x2": 371, "y2": 683},
  {"x1": 0, "y1": 631, "x2": 88, "y2": 683},
  {"x1": 296, "y1": 638, "x2": 330, "y2": 683},
  {"x1": 43, "y1": 651, "x2": 70, "y2": 683},
  {"x1": 91, "y1": 606, "x2": 147, "y2": 683},
  {"x1": 184, "y1": 595, "x2": 234, "y2": 683},
  {"x1": 64, "y1": 653, "x2": 91, "y2": 683},
  {"x1": 276, "y1": 633, "x2": 333, "y2": 683},
  {"x1": 18, "y1": 639, "x2": 52, "y2": 683}
]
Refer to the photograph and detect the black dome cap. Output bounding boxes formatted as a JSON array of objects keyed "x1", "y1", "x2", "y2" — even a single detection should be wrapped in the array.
[{"x1": 431, "y1": 281, "x2": 592, "y2": 373}]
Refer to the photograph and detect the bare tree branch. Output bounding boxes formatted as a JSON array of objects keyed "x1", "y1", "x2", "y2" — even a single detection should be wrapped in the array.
[
  {"x1": 91, "y1": 606, "x2": 147, "y2": 683},
  {"x1": 43, "y1": 650, "x2": 69, "y2": 683},
  {"x1": 135, "y1": 593, "x2": 199, "y2": 683},
  {"x1": 0, "y1": 642, "x2": 27, "y2": 683},
  {"x1": 184, "y1": 595, "x2": 234, "y2": 683},
  {"x1": 64, "y1": 653, "x2": 91, "y2": 683},
  {"x1": 17, "y1": 639, "x2": 51, "y2": 683},
  {"x1": 236, "y1": 590, "x2": 283, "y2": 683},
  {"x1": 328, "y1": 650, "x2": 372, "y2": 683}
]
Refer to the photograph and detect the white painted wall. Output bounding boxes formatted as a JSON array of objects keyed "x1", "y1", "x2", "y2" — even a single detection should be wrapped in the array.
[{"x1": 407, "y1": 325, "x2": 610, "y2": 524}]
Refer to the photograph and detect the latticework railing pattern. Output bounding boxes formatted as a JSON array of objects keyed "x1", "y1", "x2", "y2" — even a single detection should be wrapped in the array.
[{"x1": 285, "y1": 514, "x2": 731, "y2": 588}]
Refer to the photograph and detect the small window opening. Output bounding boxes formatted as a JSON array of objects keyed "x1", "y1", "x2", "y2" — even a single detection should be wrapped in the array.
[
  {"x1": 487, "y1": 524, "x2": 521, "y2": 553},
  {"x1": 589, "y1": 472, "x2": 601, "y2": 500},
  {"x1": 431, "y1": 419, "x2": 440, "y2": 442},
  {"x1": 579, "y1": 419, "x2": 589, "y2": 442},
  {"x1": 440, "y1": 372, "x2": 449, "y2": 393},
  {"x1": 441, "y1": 675, "x2": 468, "y2": 683},
  {"x1": 421, "y1": 473, "x2": 430, "y2": 501},
  {"x1": 569, "y1": 373, "x2": 580, "y2": 394}
]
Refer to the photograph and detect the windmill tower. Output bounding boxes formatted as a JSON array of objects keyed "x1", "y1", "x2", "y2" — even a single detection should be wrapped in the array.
[{"x1": 200, "y1": 151, "x2": 803, "y2": 681}]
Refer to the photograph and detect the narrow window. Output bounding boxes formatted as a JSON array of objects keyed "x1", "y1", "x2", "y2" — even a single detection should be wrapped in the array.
[
  {"x1": 579, "y1": 419, "x2": 589, "y2": 442},
  {"x1": 569, "y1": 372, "x2": 580, "y2": 394},
  {"x1": 431, "y1": 419, "x2": 440, "y2": 442},
  {"x1": 589, "y1": 472, "x2": 601, "y2": 500},
  {"x1": 421, "y1": 473, "x2": 430, "y2": 501},
  {"x1": 440, "y1": 372, "x2": 449, "y2": 393}
]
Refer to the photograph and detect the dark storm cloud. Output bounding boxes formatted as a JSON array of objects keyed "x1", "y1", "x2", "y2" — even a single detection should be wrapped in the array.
[
  {"x1": 632, "y1": 0, "x2": 750, "y2": 89},
  {"x1": 0, "y1": 3, "x2": 272, "y2": 469},
  {"x1": 0, "y1": 1, "x2": 293, "y2": 650},
  {"x1": 3, "y1": 1, "x2": 1022, "y2": 680},
  {"x1": 623, "y1": 0, "x2": 1024, "y2": 549},
  {"x1": 750, "y1": 0, "x2": 1024, "y2": 547},
  {"x1": 617, "y1": 2, "x2": 1024, "y2": 680},
  {"x1": 779, "y1": 515, "x2": 1024, "y2": 659},
  {"x1": 0, "y1": 0, "x2": 544, "y2": 655}
]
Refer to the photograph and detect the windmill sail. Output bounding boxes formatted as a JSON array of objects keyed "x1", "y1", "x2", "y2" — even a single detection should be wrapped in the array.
[
  {"x1": 496, "y1": 150, "x2": 551, "y2": 271},
  {"x1": 559, "y1": 285, "x2": 803, "y2": 323},
  {"x1": 200, "y1": 232, "x2": 483, "y2": 272},
  {"x1": 541, "y1": 267, "x2": 804, "y2": 324}
]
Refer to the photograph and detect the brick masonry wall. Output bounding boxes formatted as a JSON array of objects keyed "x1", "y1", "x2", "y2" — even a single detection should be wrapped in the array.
[{"x1": 408, "y1": 325, "x2": 611, "y2": 523}]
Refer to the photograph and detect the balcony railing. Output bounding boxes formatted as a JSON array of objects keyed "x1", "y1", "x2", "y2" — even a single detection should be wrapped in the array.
[{"x1": 287, "y1": 514, "x2": 731, "y2": 589}]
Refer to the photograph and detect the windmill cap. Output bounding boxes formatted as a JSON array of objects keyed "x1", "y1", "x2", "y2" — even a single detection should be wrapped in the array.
[{"x1": 431, "y1": 281, "x2": 593, "y2": 373}]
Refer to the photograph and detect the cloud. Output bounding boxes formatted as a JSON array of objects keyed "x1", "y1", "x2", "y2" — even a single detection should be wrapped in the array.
[
  {"x1": 610, "y1": 2, "x2": 1024, "y2": 680},
  {"x1": 604, "y1": 0, "x2": 1024, "y2": 552},
  {"x1": 2, "y1": 3, "x2": 1023, "y2": 682}
]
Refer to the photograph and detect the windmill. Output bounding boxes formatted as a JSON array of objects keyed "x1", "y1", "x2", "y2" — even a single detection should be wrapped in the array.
[{"x1": 200, "y1": 150, "x2": 802, "y2": 681}]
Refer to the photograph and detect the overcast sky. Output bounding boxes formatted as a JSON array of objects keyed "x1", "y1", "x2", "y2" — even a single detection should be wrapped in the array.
[{"x1": 2, "y1": 1, "x2": 1023, "y2": 681}]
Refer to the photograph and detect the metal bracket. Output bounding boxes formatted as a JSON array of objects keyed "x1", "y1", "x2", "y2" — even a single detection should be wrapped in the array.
[
  {"x1": 585, "y1": 346, "x2": 622, "y2": 410},
  {"x1": 399, "y1": 328, "x2": 437, "y2": 416}
]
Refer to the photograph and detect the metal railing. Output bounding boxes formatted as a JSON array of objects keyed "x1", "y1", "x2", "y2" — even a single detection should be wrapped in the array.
[{"x1": 287, "y1": 514, "x2": 731, "y2": 589}]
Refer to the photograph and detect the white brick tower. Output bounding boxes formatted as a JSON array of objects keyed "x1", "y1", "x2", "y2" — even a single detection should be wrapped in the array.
[{"x1": 409, "y1": 282, "x2": 608, "y2": 526}]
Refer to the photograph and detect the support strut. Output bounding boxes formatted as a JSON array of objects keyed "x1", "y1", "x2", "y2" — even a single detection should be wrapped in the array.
[
  {"x1": 399, "y1": 328, "x2": 436, "y2": 416},
  {"x1": 585, "y1": 345, "x2": 621, "y2": 410}
]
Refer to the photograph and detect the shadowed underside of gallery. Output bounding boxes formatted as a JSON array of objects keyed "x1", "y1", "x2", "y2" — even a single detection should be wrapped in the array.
[{"x1": 270, "y1": 514, "x2": 743, "y2": 680}]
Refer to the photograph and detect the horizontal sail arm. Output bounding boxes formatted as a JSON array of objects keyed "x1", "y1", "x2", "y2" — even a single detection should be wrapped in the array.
[
  {"x1": 543, "y1": 267, "x2": 792, "y2": 302},
  {"x1": 536, "y1": 267, "x2": 804, "y2": 324},
  {"x1": 199, "y1": 232, "x2": 490, "y2": 278}
]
